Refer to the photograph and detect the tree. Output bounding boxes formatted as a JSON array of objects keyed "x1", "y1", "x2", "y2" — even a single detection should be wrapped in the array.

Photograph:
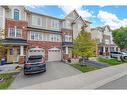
[
  {"x1": 0, "y1": 28, "x2": 7, "y2": 59},
  {"x1": 112, "y1": 27, "x2": 127, "y2": 51},
  {"x1": 73, "y1": 26, "x2": 96, "y2": 59}
]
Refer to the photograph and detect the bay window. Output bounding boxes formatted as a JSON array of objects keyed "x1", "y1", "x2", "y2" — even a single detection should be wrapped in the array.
[{"x1": 8, "y1": 27, "x2": 22, "y2": 38}]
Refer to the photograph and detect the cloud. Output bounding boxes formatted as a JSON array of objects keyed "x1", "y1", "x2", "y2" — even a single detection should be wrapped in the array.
[
  {"x1": 97, "y1": 10, "x2": 127, "y2": 30},
  {"x1": 27, "y1": 5, "x2": 45, "y2": 9},
  {"x1": 58, "y1": 5, "x2": 93, "y2": 19}
]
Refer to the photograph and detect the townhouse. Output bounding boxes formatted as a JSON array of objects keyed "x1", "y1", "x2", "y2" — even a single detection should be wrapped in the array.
[
  {"x1": 0, "y1": 6, "x2": 91, "y2": 64},
  {"x1": 91, "y1": 25, "x2": 120, "y2": 56}
]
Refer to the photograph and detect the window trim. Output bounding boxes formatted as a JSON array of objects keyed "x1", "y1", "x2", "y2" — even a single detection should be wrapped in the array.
[
  {"x1": 31, "y1": 15, "x2": 42, "y2": 26},
  {"x1": 8, "y1": 27, "x2": 22, "y2": 38}
]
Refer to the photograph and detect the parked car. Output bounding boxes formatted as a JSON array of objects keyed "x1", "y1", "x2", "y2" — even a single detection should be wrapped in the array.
[
  {"x1": 121, "y1": 52, "x2": 127, "y2": 61},
  {"x1": 24, "y1": 55, "x2": 46, "y2": 75},
  {"x1": 110, "y1": 51, "x2": 127, "y2": 61},
  {"x1": 110, "y1": 51, "x2": 121, "y2": 58}
]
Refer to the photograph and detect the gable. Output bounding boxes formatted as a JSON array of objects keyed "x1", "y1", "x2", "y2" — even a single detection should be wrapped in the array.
[{"x1": 65, "y1": 10, "x2": 79, "y2": 20}]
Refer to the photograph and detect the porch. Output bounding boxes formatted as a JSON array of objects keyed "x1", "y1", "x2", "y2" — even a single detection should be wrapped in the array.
[{"x1": 1, "y1": 38, "x2": 28, "y2": 64}]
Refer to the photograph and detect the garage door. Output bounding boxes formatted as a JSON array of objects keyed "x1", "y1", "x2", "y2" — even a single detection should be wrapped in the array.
[
  {"x1": 48, "y1": 48, "x2": 61, "y2": 62},
  {"x1": 28, "y1": 48, "x2": 45, "y2": 57}
]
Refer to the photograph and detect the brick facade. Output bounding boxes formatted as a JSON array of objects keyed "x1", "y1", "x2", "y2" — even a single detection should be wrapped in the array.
[
  {"x1": 28, "y1": 41, "x2": 62, "y2": 60},
  {"x1": 5, "y1": 19, "x2": 28, "y2": 39}
]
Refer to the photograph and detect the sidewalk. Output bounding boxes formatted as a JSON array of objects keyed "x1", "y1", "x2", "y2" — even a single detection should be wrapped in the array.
[
  {"x1": 21, "y1": 63, "x2": 127, "y2": 89},
  {"x1": 0, "y1": 64, "x2": 23, "y2": 74}
]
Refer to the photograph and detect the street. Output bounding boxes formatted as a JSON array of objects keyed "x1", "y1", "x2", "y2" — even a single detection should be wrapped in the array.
[
  {"x1": 97, "y1": 75, "x2": 127, "y2": 89},
  {"x1": 9, "y1": 62, "x2": 82, "y2": 89}
]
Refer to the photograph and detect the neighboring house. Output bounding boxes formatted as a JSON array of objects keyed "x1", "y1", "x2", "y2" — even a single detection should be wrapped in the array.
[
  {"x1": 0, "y1": 6, "x2": 91, "y2": 63},
  {"x1": 91, "y1": 25, "x2": 119, "y2": 56},
  {"x1": 61, "y1": 10, "x2": 91, "y2": 60}
]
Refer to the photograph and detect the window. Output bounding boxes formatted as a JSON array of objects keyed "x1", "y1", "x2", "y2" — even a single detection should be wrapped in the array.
[
  {"x1": 9, "y1": 28, "x2": 15, "y2": 37},
  {"x1": 30, "y1": 31, "x2": 43, "y2": 41},
  {"x1": 16, "y1": 29, "x2": 22, "y2": 38},
  {"x1": 65, "y1": 35, "x2": 72, "y2": 42},
  {"x1": 8, "y1": 27, "x2": 22, "y2": 38},
  {"x1": 37, "y1": 17, "x2": 41, "y2": 25},
  {"x1": 32, "y1": 16, "x2": 42, "y2": 26},
  {"x1": 14, "y1": 9, "x2": 19, "y2": 20},
  {"x1": 10, "y1": 48, "x2": 14, "y2": 55},
  {"x1": 51, "y1": 19, "x2": 59, "y2": 29}
]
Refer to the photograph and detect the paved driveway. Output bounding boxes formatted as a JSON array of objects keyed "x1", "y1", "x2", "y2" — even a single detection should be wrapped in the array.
[
  {"x1": 9, "y1": 62, "x2": 81, "y2": 89},
  {"x1": 85, "y1": 60, "x2": 110, "y2": 68}
]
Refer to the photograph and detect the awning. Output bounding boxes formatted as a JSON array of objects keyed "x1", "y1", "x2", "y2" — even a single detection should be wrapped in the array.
[{"x1": 0, "y1": 38, "x2": 29, "y2": 46}]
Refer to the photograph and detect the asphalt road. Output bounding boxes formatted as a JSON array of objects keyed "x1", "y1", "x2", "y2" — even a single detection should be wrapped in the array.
[
  {"x1": 97, "y1": 75, "x2": 127, "y2": 89},
  {"x1": 9, "y1": 62, "x2": 81, "y2": 89}
]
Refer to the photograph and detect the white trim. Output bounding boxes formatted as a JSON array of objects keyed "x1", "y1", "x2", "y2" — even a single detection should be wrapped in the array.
[
  {"x1": 2, "y1": 7, "x2": 5, "y2": 29},
  {"x1": 12, "y1": 7, "x2": 21, "y2": 20},
  {"x1": 48, "y1": 47, "x2": 61, "y2": 50},
  {"x1": 8, "y1": 27, "x2": 22, "y2": 38},
  {"x1": 20, "y1": 46, "x2": 24, "y2": 56}
]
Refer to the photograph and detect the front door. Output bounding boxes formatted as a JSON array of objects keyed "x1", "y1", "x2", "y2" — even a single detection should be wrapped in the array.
[{"x1": 7, "y1": 47, "x2": 20, "y2": 63}]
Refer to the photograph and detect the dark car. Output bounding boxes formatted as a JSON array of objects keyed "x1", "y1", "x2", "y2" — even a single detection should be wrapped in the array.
[{"x1": 24, "y1": 55, "x2": 46, "y2": 75}]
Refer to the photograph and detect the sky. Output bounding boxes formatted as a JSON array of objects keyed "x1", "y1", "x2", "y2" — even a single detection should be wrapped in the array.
[{"x1": 27, "y1": 5, "x2": 127, "y2": 30}]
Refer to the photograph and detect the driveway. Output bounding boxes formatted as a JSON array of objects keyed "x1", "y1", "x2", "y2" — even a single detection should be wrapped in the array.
[
  {"x1": 85, "y1": 60, "x2": 110, "y2": 68},
  {"x1": 9, "y1": 62, "x2": 81, "y2": 89}
]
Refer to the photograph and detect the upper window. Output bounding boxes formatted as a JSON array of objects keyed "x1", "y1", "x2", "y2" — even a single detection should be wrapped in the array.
[
  {"x1": 51, "y1": 19, "x2": 59, "y2": 29},
  {"x1": 32, "y1": 16, "x2": 42, "y2": 26},
  {"x1": 8, "y1": 28, "x2": 22, "y2": 38},
  {"x1": 14, "y1": 9, "x2": 20, "y2": 20}
]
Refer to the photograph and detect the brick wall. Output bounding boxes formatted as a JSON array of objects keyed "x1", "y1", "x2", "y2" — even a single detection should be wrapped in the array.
[{"x1": 5, "y1": 19, "x2": 28, "y2": 40}]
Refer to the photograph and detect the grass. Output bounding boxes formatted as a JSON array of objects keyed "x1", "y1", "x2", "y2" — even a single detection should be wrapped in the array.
[
  {"x1": 70, "y1": 63, "x2": 99, "y2": 73},
  {"x1": 98, "y1": 57, "x2": 123, "y2": 65},
  {"x1": 0, "y1": 72, "x2": 18, "y2": 89}
]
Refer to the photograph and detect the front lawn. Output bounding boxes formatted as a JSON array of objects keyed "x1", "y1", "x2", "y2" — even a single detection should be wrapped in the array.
[
  {"x1": 98, "y1": 57, "x2": 123, "y2": 65},
  {"x1": 0, "y1": 71, "x2": 19, "y2": 89},
  {"x1": 70, "y1": 63, "x2": 99, "y2": 73}
]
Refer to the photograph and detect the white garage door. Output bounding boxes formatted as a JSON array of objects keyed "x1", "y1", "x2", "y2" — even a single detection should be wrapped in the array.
[
  {"x1": 28, "y1": 48, "x2": 45, "y2": 57},
  {"x1": 48, "y1": 48, "x2": 61, "y2": 62}
]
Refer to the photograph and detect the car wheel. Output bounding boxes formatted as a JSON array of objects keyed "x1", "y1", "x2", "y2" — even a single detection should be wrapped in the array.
[{"x1": 124, "y1": 56, "x2": 127, "y2": 60}]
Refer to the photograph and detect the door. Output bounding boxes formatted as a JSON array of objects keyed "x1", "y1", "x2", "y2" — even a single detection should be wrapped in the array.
[{"x1": 48, "y1": 48, "x2": 61, "y2": 62}]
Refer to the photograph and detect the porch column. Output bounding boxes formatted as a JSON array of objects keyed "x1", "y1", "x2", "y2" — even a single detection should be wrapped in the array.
[
  {"x1": 20, "y1": 46, "x2": 24, "y2": 56},
  {"x1": 108, "y1": 46, "x2": 110, "y2": 52},
  {"x1": 114, "y1": 46, "x2": 117, "y2": 51},
  {"x1": 65, "y1": 47, "x2": 68, "y2": 54},
  {"x1": 103, "y1": 46, "x2": 105, "y2": 53}
]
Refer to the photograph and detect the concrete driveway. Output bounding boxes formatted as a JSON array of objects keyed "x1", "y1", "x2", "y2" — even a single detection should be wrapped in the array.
[{"x1": 9, "y1": 62, "x2": 81, "y2": 89}]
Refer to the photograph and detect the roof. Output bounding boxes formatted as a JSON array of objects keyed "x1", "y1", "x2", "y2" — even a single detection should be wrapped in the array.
[
  {"x1": 91, "y1": 25, "x2": 111, "y2": 32},
  {"x1": 25, "y1": 9, "x2": 64, "y2": 21}
]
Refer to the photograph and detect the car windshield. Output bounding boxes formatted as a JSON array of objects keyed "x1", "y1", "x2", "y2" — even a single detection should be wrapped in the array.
[
  {"x1": 28, "y1": 58, "x2": 42, "y2": 63},
  {"x1": 27, "y1": 56, "x2": 43, "y2": 63}
]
